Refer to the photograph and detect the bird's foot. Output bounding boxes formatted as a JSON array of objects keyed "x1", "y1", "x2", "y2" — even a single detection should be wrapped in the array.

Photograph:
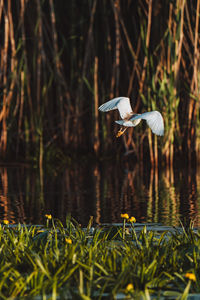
[{"x1": 116, "y1": 128, "x2": 126, "y2": 138}]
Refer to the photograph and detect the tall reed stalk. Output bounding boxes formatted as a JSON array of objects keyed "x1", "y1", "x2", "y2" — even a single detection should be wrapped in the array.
[{"x1": 0, "y1": 0, "x2": 199, "y2": 165}]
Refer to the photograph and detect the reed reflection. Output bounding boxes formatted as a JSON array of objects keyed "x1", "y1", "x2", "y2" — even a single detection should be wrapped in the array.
[
  {"x1": 0, "y1": 162, "x2": 199, "y2": 226},
  {"x1": 0, "y1": 168, "x2": 13, "y2": 222},
  {"x1": 0, "y1": 166, "x2": 44, "y2": 224},
  {"x1": 98, "y1": 162, "x2": 180, "y2": 226}
]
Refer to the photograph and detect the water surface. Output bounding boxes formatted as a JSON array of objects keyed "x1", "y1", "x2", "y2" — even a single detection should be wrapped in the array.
[{"x1": 0, "y1": 160, "x2": 200, "y2": 227}]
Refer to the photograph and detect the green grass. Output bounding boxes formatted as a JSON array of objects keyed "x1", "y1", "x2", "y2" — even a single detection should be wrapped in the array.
[{"x1": 0, "y1": 216, "x2": 200, "y2": 299}]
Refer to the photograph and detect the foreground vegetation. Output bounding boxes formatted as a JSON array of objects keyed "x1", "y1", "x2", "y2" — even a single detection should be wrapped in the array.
[{"x1": 0, "y1": 215, "x2": 199, "y2": 299}]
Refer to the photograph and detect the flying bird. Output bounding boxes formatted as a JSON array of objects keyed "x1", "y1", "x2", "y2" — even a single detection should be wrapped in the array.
[{"x1": 98, "y1": 97, "x2": 164, "y2": 137}]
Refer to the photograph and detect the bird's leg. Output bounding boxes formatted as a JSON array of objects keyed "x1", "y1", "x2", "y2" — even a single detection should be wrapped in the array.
[{"x1": 116, "y1": 127, "x2": 127, "y2": 138}]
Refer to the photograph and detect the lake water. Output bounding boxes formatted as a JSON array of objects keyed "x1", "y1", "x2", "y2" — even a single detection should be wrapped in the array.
[{"x1": 0, "y1": 159, "x2": 200, "y2": 227}]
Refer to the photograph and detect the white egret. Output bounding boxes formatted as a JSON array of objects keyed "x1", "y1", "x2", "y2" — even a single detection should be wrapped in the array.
[{"x1": 98, "y1": 97, "x2": 164, "y2": 137}]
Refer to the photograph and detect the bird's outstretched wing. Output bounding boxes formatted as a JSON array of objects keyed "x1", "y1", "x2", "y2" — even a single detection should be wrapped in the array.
[
  {"x1": 98, "y1": 97, "x2": 133, "y2": 119},
  {"x1": 130, "y1": 111, "x2": 164, "y2": 136}
]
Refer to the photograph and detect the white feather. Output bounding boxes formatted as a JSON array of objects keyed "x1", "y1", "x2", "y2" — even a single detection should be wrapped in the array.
[
  {"x1": 98, "y1": 97, "x2": 133, "y2": 119},
  {"x1": 115, "y1": 120, "x2": 135, "y2": 127},
  {"x1": 130, "y1": 111, "x2": 164, "y2": 136}
]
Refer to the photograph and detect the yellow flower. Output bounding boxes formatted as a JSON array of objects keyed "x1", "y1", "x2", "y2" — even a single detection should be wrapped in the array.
[
  {"x1": 121, "y1": 213, "x2": 129, "y2": 219},
  {"x1": 3, "y1": 220, "x2": 9, "y2": 225},
  {"x1": 129, "y1": 216, "x2": 136, "y2": 223},
  {"x1": 65, "y1": 238, "x2": 72, "y2": 244},
  {"x1": 45, "y1": 214, "x2": 52, "y2": 220},
  {"x1": 185, "y1": 273, "x2": 196, "y2": 281},
  {"x1": 126, "y1": 283, "x2": 134, "y2": 292}
]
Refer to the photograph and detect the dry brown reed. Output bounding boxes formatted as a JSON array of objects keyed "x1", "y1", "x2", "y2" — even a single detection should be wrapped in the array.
[{"x1": 0, "y1": 0, "x2": 199, "y2": 166}]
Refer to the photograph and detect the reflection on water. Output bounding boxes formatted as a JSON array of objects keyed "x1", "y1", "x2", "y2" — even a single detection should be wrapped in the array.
[{"x1": 0, "y1": 160, "x2": 200, "y2": 227}]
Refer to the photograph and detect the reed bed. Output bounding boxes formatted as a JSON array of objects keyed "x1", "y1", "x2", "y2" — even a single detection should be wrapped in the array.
[
  {"x1": 0, "y1": 1, "x2": 200, "y2": 166},
  {"x1": 0, "y1": 216, "x2": 199, "y2": 299}
]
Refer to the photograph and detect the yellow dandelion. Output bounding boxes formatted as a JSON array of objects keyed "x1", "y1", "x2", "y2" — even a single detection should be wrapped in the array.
[
  {"x1": 3, "y1": 220, "x2": 9, "y2": 225},
  {"x1": 185, "y1": 273, "x2": 196, "y2": 281},
  {"x1": 37, "y1": 229, "x2": 45, "y2": 233},
  {"x1": 129, "y1": 216, "x2": 136, "y2": 223},
  {"x1": 126, "y1": 283, "x2": 134, "y2": 292},
  {"x1": 121, "y1": 213, "x2": 129, "y2": 219},
  {"x1": 45, "y1": 214, "x2": 52, "y2": 220},
  {"x1": 65, "y1": 238, "x2": 72, "y2": 244}
]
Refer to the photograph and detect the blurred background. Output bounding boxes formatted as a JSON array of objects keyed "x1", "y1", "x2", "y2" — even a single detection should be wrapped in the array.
[{"x1": 0, "y1": 0, "x2": 200, "y2": 226}]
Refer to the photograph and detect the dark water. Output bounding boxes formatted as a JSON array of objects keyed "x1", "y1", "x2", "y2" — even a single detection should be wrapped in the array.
[{"x1": 0, "y1": 159, "x2": 200, "y2": 227}]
